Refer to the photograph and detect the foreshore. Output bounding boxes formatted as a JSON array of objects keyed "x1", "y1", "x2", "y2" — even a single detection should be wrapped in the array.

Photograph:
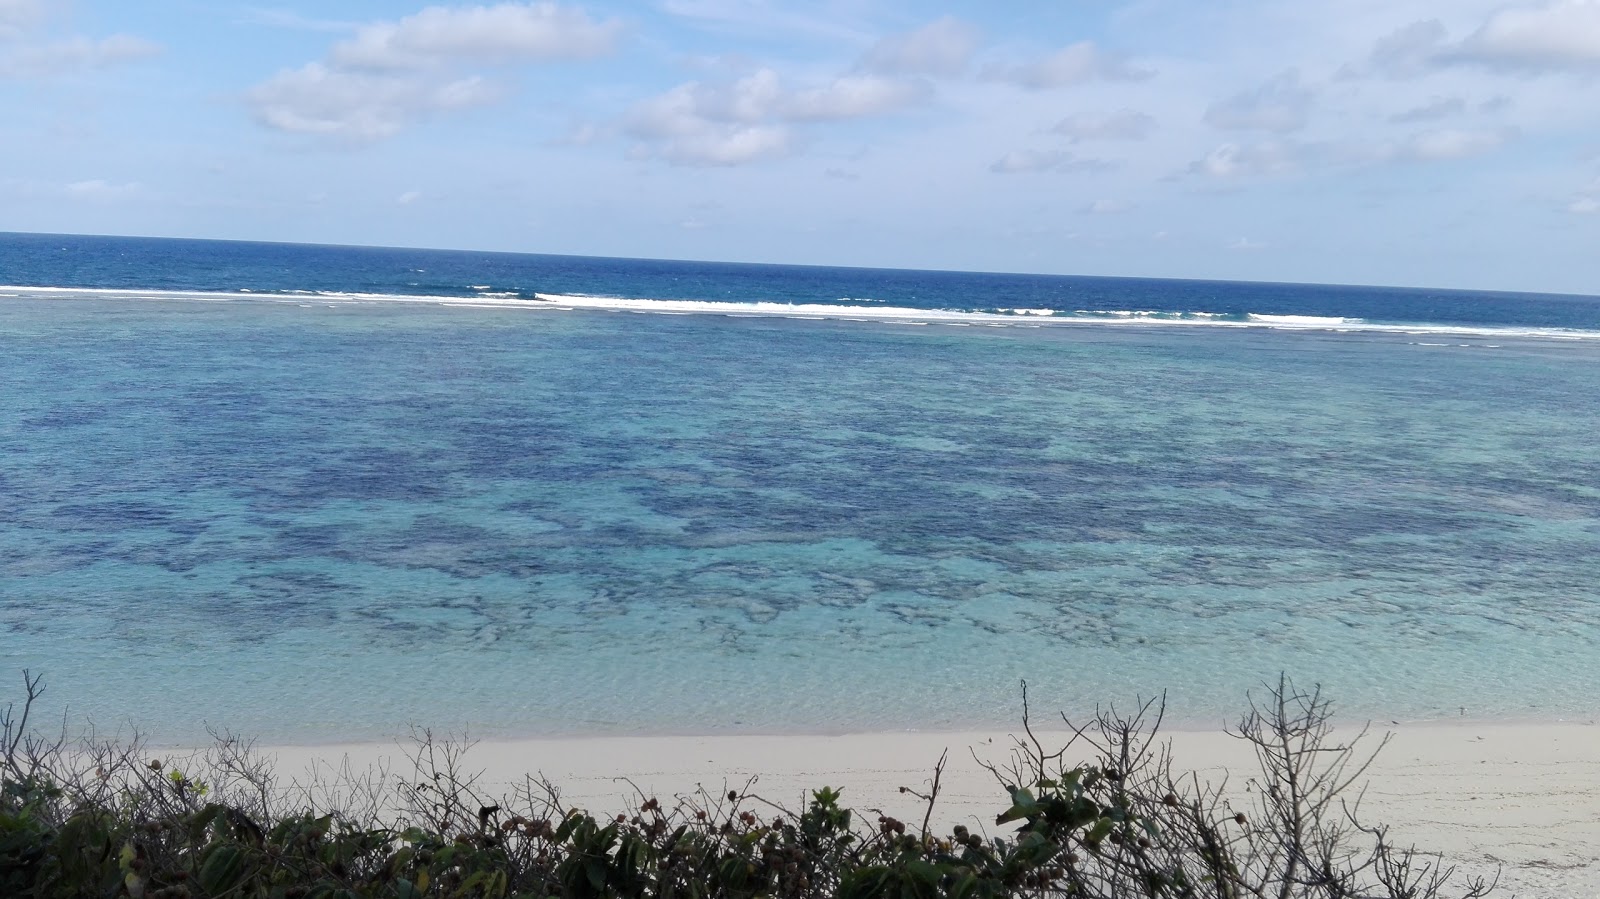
[{"x1": 258, "y1": 721, "x2": 1600, "y2": 898}]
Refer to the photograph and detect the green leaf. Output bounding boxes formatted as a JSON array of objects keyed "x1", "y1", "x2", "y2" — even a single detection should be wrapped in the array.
[
  {"x1": 199, "y1": 843, "x2": 247, "y2": 895},
  {"x1": 995, "y1": 787, "x2": 1040, "y2": 825},
  {"x1": 905, "y1": 859, "x2": 941, "y2": 887}
]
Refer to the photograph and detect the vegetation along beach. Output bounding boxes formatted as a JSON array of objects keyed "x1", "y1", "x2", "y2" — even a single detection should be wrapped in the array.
[{"x1": 3, "y1": 0, "x2": 1599, "y2": 896}]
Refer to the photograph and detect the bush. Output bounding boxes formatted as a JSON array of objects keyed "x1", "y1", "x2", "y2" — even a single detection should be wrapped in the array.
[{"x1": 1, "y1": 672, "x2": 1494, "y2": 898}]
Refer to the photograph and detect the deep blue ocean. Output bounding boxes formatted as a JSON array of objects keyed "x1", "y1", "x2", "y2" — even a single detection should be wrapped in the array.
[{"x1": 3, "y1": 232, "x2": 1599, "y2": 743}]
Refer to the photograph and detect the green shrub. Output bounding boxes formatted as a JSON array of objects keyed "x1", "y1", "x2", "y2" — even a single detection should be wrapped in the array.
[{"x1": 1, "y1": 672, "x2": 1494, "y2": 898}]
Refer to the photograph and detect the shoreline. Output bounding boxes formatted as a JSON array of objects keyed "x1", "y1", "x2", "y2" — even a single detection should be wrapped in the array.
[{"x1": 246, "y1": 721, "x2": 1600, "y2": 897}]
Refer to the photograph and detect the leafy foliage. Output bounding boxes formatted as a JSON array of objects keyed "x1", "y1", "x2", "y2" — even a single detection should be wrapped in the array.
[{"x1": 1, "y1": 672, "x2": 1494, "y2": 898}]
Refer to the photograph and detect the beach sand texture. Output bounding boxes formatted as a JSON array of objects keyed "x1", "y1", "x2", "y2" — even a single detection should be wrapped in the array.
[{"x1": 265, "y1": 722, "x2": 1600, "y2": 898}]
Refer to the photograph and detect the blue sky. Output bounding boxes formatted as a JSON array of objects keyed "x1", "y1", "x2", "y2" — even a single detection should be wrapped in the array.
[{"x1": 2, "y1": 0, "x2": 1598, "y2": 293}]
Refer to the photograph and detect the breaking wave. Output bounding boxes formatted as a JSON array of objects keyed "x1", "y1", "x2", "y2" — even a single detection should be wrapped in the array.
[{"x1": 6, "y1": 284, "x2": 1600, "y2": 343}]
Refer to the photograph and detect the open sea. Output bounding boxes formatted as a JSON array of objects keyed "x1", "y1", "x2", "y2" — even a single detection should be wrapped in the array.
[{"x1": 2, "y1": 232, "x2": 1599, "y2": 744}]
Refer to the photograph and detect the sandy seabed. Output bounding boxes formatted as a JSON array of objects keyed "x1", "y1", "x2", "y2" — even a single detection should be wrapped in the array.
[{"x1": 261, "y1": 722, "x2": 1600, "y2": 899}]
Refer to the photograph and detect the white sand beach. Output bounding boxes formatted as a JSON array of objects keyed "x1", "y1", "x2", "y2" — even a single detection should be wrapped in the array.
[{"x1": 264, "y1": 722, "x2": 1600, "y2": 899}]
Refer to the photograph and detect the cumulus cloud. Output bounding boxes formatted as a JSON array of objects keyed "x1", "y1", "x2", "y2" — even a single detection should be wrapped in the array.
[
  {"x1": 248, "y1": 63, "x2": 499, "y2": 141},
  {"x1": 633, "y1": 123, "x2": 793, "y2": 167},
  {"x1": 1188, "y1": 141, "x2": 1307, "y2": 179},
  {"x1": 1355, "y1": 19, "x2": 1449, "y2": 79},
  {"x1": 1388, "y1": 96, "x2": 1466, "y2": 123},
  {"x1": 248, "y1": 3, "x2": 619, "y2": 142},
  {"x1": 1452, "y1": 0, "x2": 1600, "y2": 71},
  {"x1": 0, "y1": 33, "x2": 161, "y2": 77},
  {"x1": 1357, "y1": 4, "x2": 1600, "y2": 78},
  {"x1": 1204, "y1": 71, "x2": 1314, "y2": 134},
  {"x1": 786, "y1": 74, "x2": 929, "y2": 120},
  {"x1": 331, "y1": 2, "x2": 621, "y2": 69},
  {"x1": 0, "y1": 2, "x2": 160, "y2": 79},
  {"x1": 982, "y1": 41, "x2": 1150, "y2": 89},
  {"x1": 1051, "y1": 109, "x2": 1154, "y2": 142},
  {"x1": 859, "y1": 16, "x2": 980, "y2": 77},
  {"x1": 625, "y1": 67, "x2": 926, "y2": 165},
  {"x1": 989, "y1": 149, "x2": 1113, "y2": 174}
]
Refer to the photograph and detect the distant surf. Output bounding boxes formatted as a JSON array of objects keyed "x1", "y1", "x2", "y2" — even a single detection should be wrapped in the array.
[{"x1": 6, "y1": 283, "x2": 1598, "y2": 343}]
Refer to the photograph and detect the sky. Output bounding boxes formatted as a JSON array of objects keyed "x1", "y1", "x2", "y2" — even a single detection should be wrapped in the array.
[{"x1": 2, "y1": 0, "x2": 1598, "y2": 294}]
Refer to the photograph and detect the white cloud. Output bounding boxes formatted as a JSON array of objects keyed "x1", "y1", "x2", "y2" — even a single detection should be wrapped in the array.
[
  {"x1": 1569, "y1": 196, "x2": 1600, "y2": 213},
  {"x1": 1204, "y1": 71, "x2": 1314, "y2": 134},
  {"x1": 1080, "y1": 199, "x2": 1134, "y2": 214},
  {"x1": 1186, "y1": 125, "x2": 1511, "y2": 182},
  {"x1": 1391, "y1": 127, "x2": 1511, "y2": 161},
  {"x1": 989, "y1": 149, "x2": 1112, "y2": 174},
  {"x1": 0, "y1": 34, "x2": 161, "y2": 77},
  {"x1": 248, "y1": 63, "x2": 499, "y2": 141},
  {"x1": 331, "y1": 2, "x2": 621, "y2": 69},
  {"x1": 624, "y1": 67, "x2": 925, "y2": 165},
  {"x1": 1228, "y1": 237, "x2": 1266, "y2": 250},
  {"x1": 785, "y1": 74, "x2": 928, "y2": 121},
  {"x1": 1052, "y1": 109, "x2": 1154, "y2": 142},
  {"x1": 398, "y1": 190, "x2": 423, "y2": 204},
  {"x1": 859, "y1": 16, "x2": 980, "y2": 77},
  {"x1": 636, "y1": 123, "x2": 793, "y2": 167},
  {"x1": 1452, "y1": 0, "x2": 1600, "y2": 71},
  {"x1": 1357, "y1": 4, "x2": 1600, "y2": 78},
  {"x1": 982, "y1": 41, "x2": 1150, "y2": 90},
  {"x1": 248, "y1": 3, "x2": 620, "y2": 142},
  {"x1": 1389, "y1": 96, "x2": 1467, "y2": 123},
  {"x1": 0, "y1": 0, "x2": 41, "y2": 38},
  {"x1": 1357, "y1": 19, "x2": 1449, "y2": 79},
  {"x1": 1188, "y1": 141, "x2": 1307, "y2": 179}
]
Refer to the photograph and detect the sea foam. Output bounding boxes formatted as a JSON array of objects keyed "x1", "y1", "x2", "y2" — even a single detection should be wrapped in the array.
[{"x1": 5, "y1": 285, "x2": 1600, "y2": 343}]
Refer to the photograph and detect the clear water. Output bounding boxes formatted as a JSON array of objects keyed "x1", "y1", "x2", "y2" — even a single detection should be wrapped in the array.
[{"x1": 2, "y1": 234, "x2": 1599, "y2": 743}]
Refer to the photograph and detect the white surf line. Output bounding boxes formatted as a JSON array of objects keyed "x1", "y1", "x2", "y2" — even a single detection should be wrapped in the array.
[{"x1": 7, "y1": 285, "x2": 1600, "y2": 343}]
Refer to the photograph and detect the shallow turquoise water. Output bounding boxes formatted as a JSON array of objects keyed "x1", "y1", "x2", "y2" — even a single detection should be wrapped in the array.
[{"x1": 3, "y1": 296, "x2": 1599, "y2": 742}]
